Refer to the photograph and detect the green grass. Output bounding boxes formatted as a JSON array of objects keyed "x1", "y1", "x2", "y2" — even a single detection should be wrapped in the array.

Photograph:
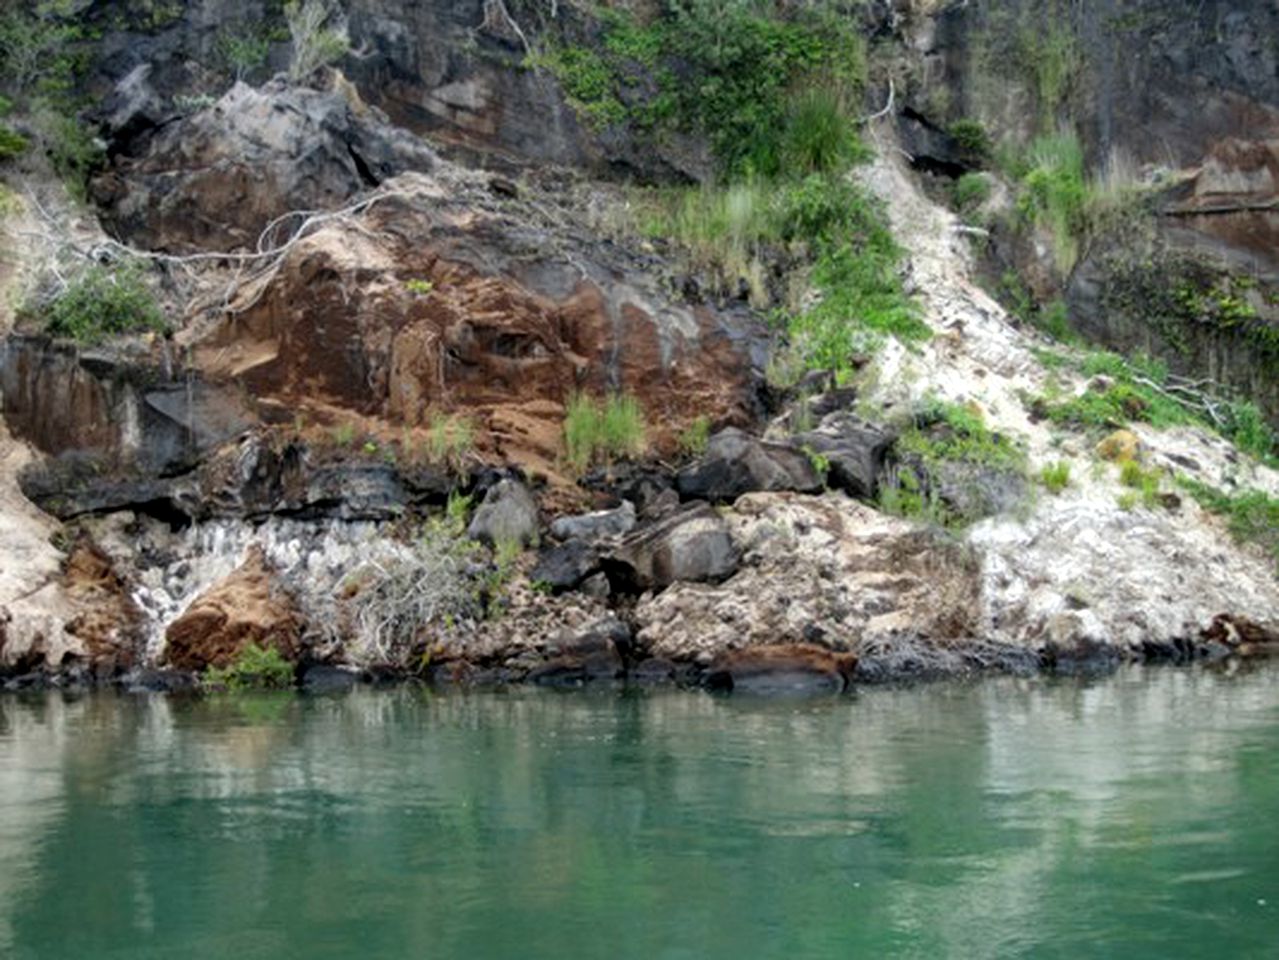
[
  {"x1": 677, "y1": 415, "x2": 712, "y2": 457},
  {"x1": 1018, "y1": 132, "x2": 1087, "y2": 274},
  {"x1": 948, "y1": 119, "x2": 991, "y2": 161},
  {"x1": 0, "y1": 122, "x2": 28, "y2": 159},
  {"x1": 952, "y1": 172, "x2": 991, "y2": 213},
  {"x1": 1177, "y1": 476, "x2": 1279, "y2": 572},
  {"x1": 1118, "y1": 459, "x2": 1163, "y2": 509},
  {"x1": 426, "y1": 412, "x2": 474, "y2": 470},
  {"x1": 204, "y1": 642, "x2": 294, "y2": 691},
  {"x1": 564, "y1": 392, "x2": 647, "y2": 473},
  {"x1": 1038, "y1": 460, "x2": 1071, "y2": 494},
  {"x1": 42, "y1": 263, "x2": 166, "y2": 343},
  {"x1": 881, "y1": 400, "x2": 1027, "y2": 528}
]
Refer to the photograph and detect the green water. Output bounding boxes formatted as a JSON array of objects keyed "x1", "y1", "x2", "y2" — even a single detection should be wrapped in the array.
[{"x1": 2, "y1": 668, "x2": 1278, "y2": 959}]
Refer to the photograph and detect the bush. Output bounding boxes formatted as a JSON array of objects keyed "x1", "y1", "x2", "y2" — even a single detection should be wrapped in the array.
[
  {"x1": 952, "y1": 172, "x2": 991, "y2": 212},
  {"x1": 284, "y1": 0, "x2": 348, "y2": 83},
  {"x1": 564, "y1": 392, "x2": 647, "y2": 472},
  {"x1": 948, "y1": 119, "x2": 991, "y2": 161},
  {"x1": 0, "y1": 122, "x2": 27, "y2": 160},
  {"x1": 1018, "y1": 131, "x2": 1087, "y2": 274},
  {"x1": 35, "y1": 106, "x2": 104, "y2": 201},
  {"x1": 43, "y1": 263, "x2": 166, "y2": 343},
  {"x1": 204, "y1": 642, "x2": 295, "y2": 691},
  {"x1": 218, "y1": 27, "x2": 272, "y2": 81},
  {"x1": 1038, "y1": 461, "x2": 1070, "y2": 494},
  {"x1": 777, "y1": 87, "x2": 866, "y2": 176}
]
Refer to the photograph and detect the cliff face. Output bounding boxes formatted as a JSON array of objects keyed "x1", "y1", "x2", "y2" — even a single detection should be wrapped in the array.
[
  {"x1": 912, "y1": 0, "x2": 1279, "y2": 423},
  {"x1": 1, "y1": 0, "x2": 1277, "y2": 688}
]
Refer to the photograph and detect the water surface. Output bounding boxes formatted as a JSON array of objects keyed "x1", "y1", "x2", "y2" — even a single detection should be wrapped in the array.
[{"x1": 2, "y1": 667, "x2": 1278, "y2": 958}]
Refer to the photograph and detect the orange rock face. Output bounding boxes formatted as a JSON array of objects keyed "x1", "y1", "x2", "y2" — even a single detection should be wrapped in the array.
[
  {"x1": 191, "y1": 176, "x2": 764, "y2": 479},
  {"x1": 164, "y1": 545, "x2": 303, "y2": 672}
]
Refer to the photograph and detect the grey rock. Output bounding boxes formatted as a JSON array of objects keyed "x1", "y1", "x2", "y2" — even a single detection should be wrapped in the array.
[
  {"x1": 467, "y1": 479, "x2": 539, "y2": 547},
  {"x1": 550, "y1": 500, "x2": 636, "y2": 542},
  {"x1": 605, "y1": 502, "x2": 738, "y2": 590},
  {"x1": 676, "y1": 428, "x2": 822, "y2": 504},
  {"x1": 530, "y1": 539, "x2": 599, "y2": 592},
  {"x1": 796, "y1": 413, "x2": 897, "y2": 500}
]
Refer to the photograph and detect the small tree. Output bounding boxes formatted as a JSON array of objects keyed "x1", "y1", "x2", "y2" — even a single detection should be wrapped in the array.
[{"x1": 284, "y1": 0, "x2": 349, "y2": 84}]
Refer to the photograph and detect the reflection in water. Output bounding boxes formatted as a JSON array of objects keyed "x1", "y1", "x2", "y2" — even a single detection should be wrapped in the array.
[{"x1": 2, "y1": 667, "x2": 1278, "y2": 959}]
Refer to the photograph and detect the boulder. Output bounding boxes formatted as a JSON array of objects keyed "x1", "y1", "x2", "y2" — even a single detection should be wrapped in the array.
[
  {"x1": 1096, "y1": 429, "x2": 1141, "y2": 463},
  {"x1": 705, "y1": 644, "x2": 859, "y2": 695},
  {"x1": 163, "y1": 545, "x2": 303, "y2": 672},
  {"x1": 550, "y1": 500, "x2": 637, "y2": 542},
  {"x1": 605, "y1": 502, "x2": 739, "y2": 591},
  {"x1": 96, "y1": 80, "x2": 437, "y2": 251},
  {"x1": 526, "y1": 618, "x2": 630, "y2": 686},
  {"x1": 468, "y1": 479, "x2": 539, "y2": 547},
  {"x1": 676, "y1": 428, "x2": 822, "y2": 503},
  {"x1": 795, "y1": 413, "x2": 896, "y2": 500},
  {"x1": 530, "y1": 539, "x2": 600, "y2": 593}
]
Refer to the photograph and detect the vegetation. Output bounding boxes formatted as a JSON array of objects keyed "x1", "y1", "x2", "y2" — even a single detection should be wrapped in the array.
[
  {"x1": 42, "y1": 263, "x2": 166, "y2": 343},
  {"x1": 948, "y1": 119, "x2": 991, "y2": 161},
  {"x1": 677, "y1": 416, "x2": 712, "y2": 457},
  {"x1": 425, "y1": 412, "x2": 474, "y2": 470},
  {"x1": 1118, "y1": 459, "x2": 1164, "y2": 510},
  {"x1": 952, "y1": 172, "x2": 990, "y2": 213},
  {"x1": 204, "y1": 642, "x2": 295, "y2": 691},
  {"x1": 1177, "y1": 476, "x2": 1279, "y2": 572},
  {"x1": 880, "y1": 400, "x2": 1027, "y2": 528},
  {"x1": 1031, "y1": 347, "x2": 1277, "y2": 462},
  {"x1": 533, "y1": 2, "x2": 865, "y2": 177},
  {"x1": 1016, "y1": 132, "x2": 1087, "y2": 274},
  {"x1": 284, "y1": 0, "x2": 349, "y2": 83},
  {"x1": 563, "y1": 392, "x2": 647, "y2": 473},
  {"x1": 1038, "y1": 461, "x2": 1071, "y2": 494},
  {"x1": 218, "y1": 26, "x2": 273, "y2": 81}
]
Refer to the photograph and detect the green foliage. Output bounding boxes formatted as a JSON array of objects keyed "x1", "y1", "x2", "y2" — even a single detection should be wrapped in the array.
[
  {"x1": 1018, "y1": 132, "x2": 1087, "y2": 274},
  {"x1": 533, "y1": 3, "x2": 865, "y2": 177},
  {"x1": 43, "y1": 263, "x2": 165, "y2": 343},
  {"x1": 881, "y1": 400, "x2": 1027, "y2": 529},
  {"x1": 405, "y1": 278, "x2": 434, "y2": 296},
  {"x1": 0, "y1": 122, "x2": 27, "y2": 159},
  {"x1": 284, "y1": 0, "x2": 348, "y2": 83},
  {"x1": 218, "y1": 26, "x2": 272, "y2": 80},
  {"x1": 0, "y1": 2, "x2": 86, "y2": 103},
  {"x1": 1035, "y1": 351, "x2": 1196, "y2": 432},
  {"x1": 1177, "y1": 477, "x2": 1279, "y2": 572},
  {"x1": 1220, "y1": 400, "x2": 1277, "y2": 463},
  {"x1": 1118, "y1": 459, "x2": 1163, "y2": 509},
  {"x1": 1038, "y1": 461, "x2": 1071, "y2": 494},
  {"x1": 35, "y1": 105, "x2": 104, "y2": 201},
  {"x1": 952, "y1": 172, "x2": 990, "y2": 213},
  {"x1": 776, "y1": 87, "x2": 867, "y2": 176},
  {"x1": 426, "y1": 412, "x2": 474, "y2": 470},
  {"x1": 677, "y1": 416, "x2": 712, "y2": 457},
  {"x1": 331, "y1": 421, "x2": 357, "y2": 446},
  {"x1": 443, "y1": 490, "x2": 473, "y2": 535},
  {"x1": 948, "y1": 119, "x2": 991, "y2": 161},
  {"x1": 204, "y1": 642, "x2": 295, "y2": 692},
  {"x1": 563, "y1": 392, "x2": 647, "y2": 473}
]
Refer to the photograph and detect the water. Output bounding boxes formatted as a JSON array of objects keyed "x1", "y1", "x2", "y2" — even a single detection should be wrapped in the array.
[{"x1": 2, "y1": 667, "x2": 1278, "y2": 959}]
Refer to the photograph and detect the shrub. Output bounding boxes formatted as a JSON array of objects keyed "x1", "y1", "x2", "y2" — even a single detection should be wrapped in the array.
[
  {"x1": 678, "y1": 416, "x2": 712, "y2": 457},
  {"x1": 43, "y1": 263, "x2": 165, "y2": 343},
  {"x1": 778, "y1": 87, "x2": 866, "y2": 176},
  {"x1": 1018, "y1": 131, "x2": 1087, "y2": 274},
  {"x1": 35, "y1": 106, "x2": 104, "y2": 201},
  {"x1": 948, "y1": 119, "x2": 991, "y2": 160},
  {"x1": 217, "y1": 27, "x2": 272, "y2": 81},
  {"x1": 0, "y1": 122, "x2": 28, "y2": 160},
  {"x1": 284, "y1": 0, "x2": 349, "y2": 83},
  {"x1": 204, "y1": 642, "x2": 295, "y2": 691},
  {"x1": 952, "y1": 172, "x2": 991, "y2": 213},
  {"x1": 564, "y1": 392, "x2": 646, "y2": 472},
  {"x1": 1039, "y1": 461, "x2": 1071, "y2": 494}
]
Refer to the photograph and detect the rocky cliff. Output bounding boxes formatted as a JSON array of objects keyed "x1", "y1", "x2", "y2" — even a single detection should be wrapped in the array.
[{"x1": 0, "y1": 0, "x2": 1277, "y2": 692}]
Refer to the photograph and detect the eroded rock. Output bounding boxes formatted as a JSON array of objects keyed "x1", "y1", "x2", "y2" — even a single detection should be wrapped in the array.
[
  {"x1": 163, "y1": 545, "x2": 303, "y2": 672},
  {"x1": 605, "y1": 502, "x2": 738, "y2": 591},
  {"x1": 468, "y1": 479, "x2": 539, "y2": 547},
  {"x1": 676, "y1": 428, "x2": 821, "y2": 503},
  {"x1": 705, "y1": 644, "x2": 859, "y2": 695}
]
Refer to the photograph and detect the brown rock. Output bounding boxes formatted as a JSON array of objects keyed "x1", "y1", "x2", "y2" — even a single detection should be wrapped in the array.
[
  {"x1": 164, "y1": 545, "x2": 303, "y2": 671},
  {"x1": 1096, "y1": 429, "x2": 1140, "y2": 463},
  {"x1": 706, "y1": 644, "x2": 858, "y2": 694}
]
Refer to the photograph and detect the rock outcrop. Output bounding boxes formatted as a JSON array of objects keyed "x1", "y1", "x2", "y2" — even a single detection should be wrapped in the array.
[
  {"x1": 163, "y1": 545, "x2": 303, "y2": 672},
  {"x1": 676, "y1": 428, "x2": 823, "y2": 503}
]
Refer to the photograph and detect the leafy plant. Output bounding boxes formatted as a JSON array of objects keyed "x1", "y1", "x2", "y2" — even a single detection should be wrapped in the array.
[
  {"x1": 42, "y1": 263, "x2": 165, "y2": 343},
  {"x1": 217, "y1": 27, "x2": 272, "y2": 81},
  {"x1": 0, "y1": 122, "x2": 27, "y2": 160},
  {"x1": 948, "y1": 119, "x2": 991, "y2": 161},
  {"x1": 204, "y1": 642, "x2": 295, "y2": 691},
  {"x1": 405, "y1": 278, "x2": 434, "y2": 296},
  {"x1": 952, "y1": 172, "x2": 991, "y2": 213},
  {"x1": 284, "y1": 0, "x2": 349, "y2": 83}
]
